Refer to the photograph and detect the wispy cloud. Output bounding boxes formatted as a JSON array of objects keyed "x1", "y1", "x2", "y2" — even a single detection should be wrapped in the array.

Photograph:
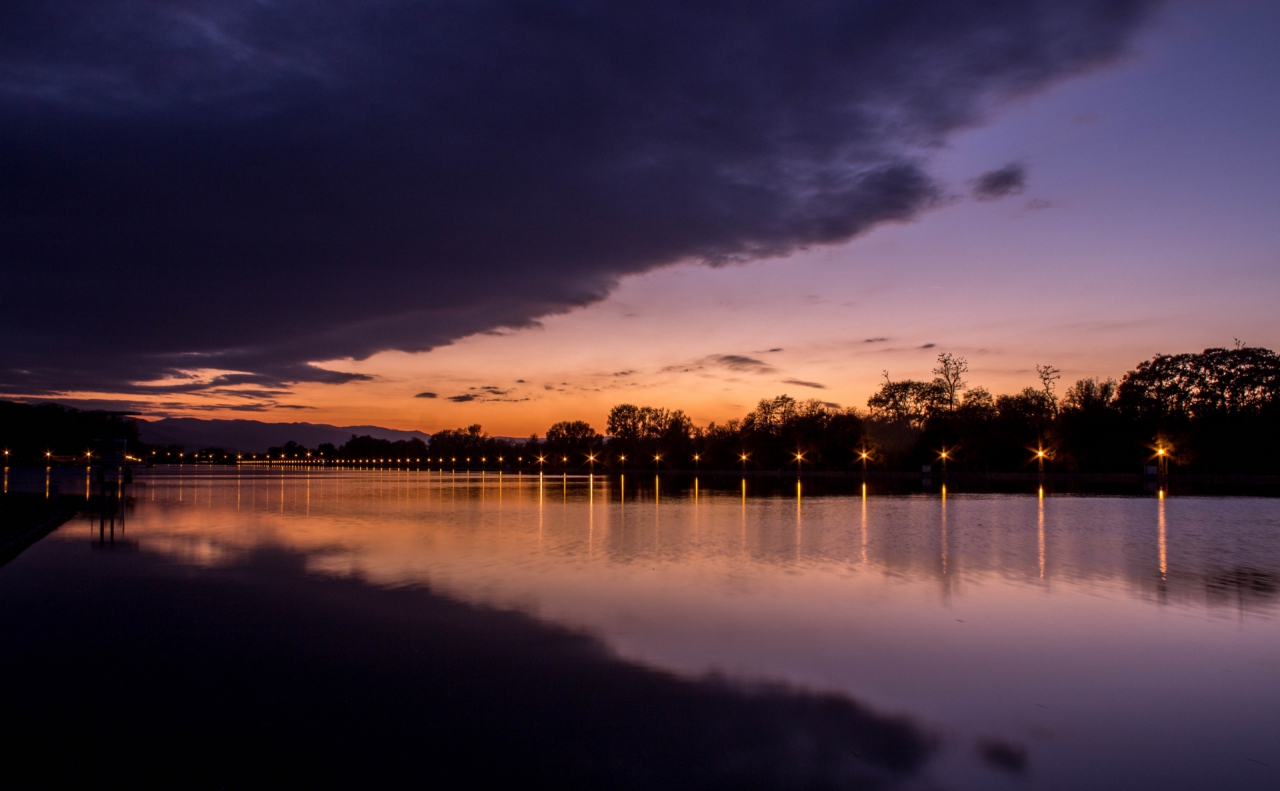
[
  {"x1": 714, "y1": 355, "x2": 774, "y2": 373},
  {"x1": 659, "y1": 353, "x2": 780, "y2": 376},
  {"x1": 972, "y1": 163, "x2": 1027, "y2": 201}
]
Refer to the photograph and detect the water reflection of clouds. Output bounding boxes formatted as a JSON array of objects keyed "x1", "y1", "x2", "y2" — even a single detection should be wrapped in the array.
[
  {"x1": 42, "y1": 468, "x2": 1280, "y2": 789},
  {"x1": 5, "y1": 537, "x2": 939, "y2": 789}
]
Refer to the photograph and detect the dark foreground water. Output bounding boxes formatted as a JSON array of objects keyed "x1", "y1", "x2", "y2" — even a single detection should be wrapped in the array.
[{"x1": 1, "y1": 468, "x2": 1277, "y2": 789}]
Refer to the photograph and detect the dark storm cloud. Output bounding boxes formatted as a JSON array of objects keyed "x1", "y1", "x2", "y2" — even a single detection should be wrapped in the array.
[
  {"x1": 0, "y1": 0, "x2": 1162, "y2": 394},
  {"x1": 972, "y1": 163, "x2": 1028, "y2": 200}
]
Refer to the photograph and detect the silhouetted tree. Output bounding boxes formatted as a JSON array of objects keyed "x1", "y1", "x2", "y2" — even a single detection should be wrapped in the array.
[
  {"x1": 606, "y1": 405, "x2": 694, "y2": 465},
  {"x1": 428, "y1": 425, "x2": 507, "y2": 462},
  {"x1": 867, "y1": 372, "x2": 945, "y2": 428},
  {"x1": 1036, "y1": 364, "x2": 1061, "y2": 412},
  {"x1": 544, "y1": 421, "x2": 602, "y2": 466},
  {"x1": 932, "y1": 353, "x2": 969, "y2": 410}
]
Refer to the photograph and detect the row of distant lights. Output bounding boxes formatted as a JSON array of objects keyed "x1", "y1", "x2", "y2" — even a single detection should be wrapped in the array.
[
  {"x1": 3, "y1": 449, "x2": 888, "y2": 465},
  {"x1": 14, "y1": 445, "x2": 1166, "y2": 466},
  {"x1": 182, "y1": 451, "x2": 862, "y2": 466},
  {"x1": 2, "y1": 450, "x2": 140, "y2": 462}
]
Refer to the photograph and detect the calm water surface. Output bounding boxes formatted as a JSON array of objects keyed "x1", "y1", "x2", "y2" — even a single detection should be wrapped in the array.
[{"x1": 3, "y1": 467, "x2": 1278, "y2": 789}]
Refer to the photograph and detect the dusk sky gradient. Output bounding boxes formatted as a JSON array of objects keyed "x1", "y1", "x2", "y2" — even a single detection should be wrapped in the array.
[{"x1": 3, "y1": 0, "x2": 1277, "y2": 436}]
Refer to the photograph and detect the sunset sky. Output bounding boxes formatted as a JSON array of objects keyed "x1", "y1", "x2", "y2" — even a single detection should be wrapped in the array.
[{"x1": 3, "y1": 0, "x2": 1278, "y2": 436}]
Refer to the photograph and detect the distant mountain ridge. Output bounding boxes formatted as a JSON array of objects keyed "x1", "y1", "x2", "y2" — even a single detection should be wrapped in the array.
[{"x1": 137, "y1": 418, "x2": 430, "y2": 453}]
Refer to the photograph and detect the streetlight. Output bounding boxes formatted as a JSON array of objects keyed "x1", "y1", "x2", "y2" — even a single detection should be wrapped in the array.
[
  {"x1": 587, "y1": 453, "x2": 596, "y2": 473},
  {"x1": 1035, "y1": 446, "x2": 1047, "y2": 474},
  {"x1": 693, "y1": 453, "x2": 700, "y2": 471},
  {"x1": 653, "y1": 453, "x2": 662, "y2": 471},
  {"x1": 739, "y1": 452, "x2": 749, "y2": 473},
  {"x1": 619, "y1": 454, "x2": 627, "y2": 471},
  {"x1": 858, "y1": 447, "x2": 870, "y2": 475},
  {"x1": 793, "y1": 451, "x2": 805, "y2": 473},
  {"x1": 1154, "y1": 444, "x2": 1170, "y2": 476},
  {"x1": 537, "y1": 455, "x2": 546, "y2": 472},
  {"x1": 938, "y1": 448, "x2": 950, "y2": 475}
]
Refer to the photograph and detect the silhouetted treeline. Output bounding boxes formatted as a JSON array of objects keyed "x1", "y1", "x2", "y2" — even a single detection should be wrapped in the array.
[
  {"x1": 888, "y1": 346, "x2": 1280, "y2": 474},
  {"x1": 523, "y1": 345, "x2": 1278, "y2": 474},
  {"x1": 14, "y1": 346, "x2": 1277, "y2": 475},
  {"x1": 0, "y1": 401, "x2": 140, "y2": 463},
  {"x1": 238, "y1": 346, "x2": 1280, "y2": 475},
  {"x1": 337, "y1": 435, "x2": 429, "y2": 460}
]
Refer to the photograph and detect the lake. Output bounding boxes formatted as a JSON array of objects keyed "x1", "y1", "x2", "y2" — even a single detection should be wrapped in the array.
[{"x1": 1, "y1": 467, "x2": 1277, "y2": 789}]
